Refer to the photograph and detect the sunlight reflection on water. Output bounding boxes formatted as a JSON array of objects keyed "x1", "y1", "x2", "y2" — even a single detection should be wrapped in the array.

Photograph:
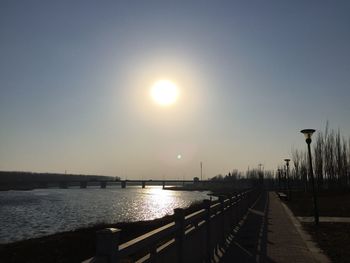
[{"x1": 0, "y1": 186, "x2": 211, "y2": 244}]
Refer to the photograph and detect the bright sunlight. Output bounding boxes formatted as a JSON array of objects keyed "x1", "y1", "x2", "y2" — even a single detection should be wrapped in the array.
[{"x1": 150, "y1": 80, "x2": 179, "y2": 106}]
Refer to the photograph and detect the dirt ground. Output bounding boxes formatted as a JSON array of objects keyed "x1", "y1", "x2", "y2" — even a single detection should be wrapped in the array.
[
  {"x1": 284, "y1": 190, "x2": 350, "y2": 263},
  {"x1": 286, "y1": 189, "x2": 350, "y2": 216},
  {"x1": 303, "y1": 222, "x2": 350, "y2": 263}
]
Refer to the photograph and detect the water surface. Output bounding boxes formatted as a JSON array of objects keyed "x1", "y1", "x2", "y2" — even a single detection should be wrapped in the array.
[{"x1": 0, "y1": 186, "x2": 211, "y2": 244}]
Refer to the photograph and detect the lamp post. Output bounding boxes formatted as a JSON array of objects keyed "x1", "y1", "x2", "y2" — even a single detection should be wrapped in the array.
[
  {"x1": 258, "y1": 163, "x2": 264, "y2": 187},
  {"x1": 284, "y1": 159, "x2": 291, "y2": 200},
  {"x1": 300, "y1": 129, "x2": 319, "y2": 225}
]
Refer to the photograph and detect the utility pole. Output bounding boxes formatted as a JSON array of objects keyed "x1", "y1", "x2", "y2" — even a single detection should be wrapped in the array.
[{"x1": 200, "y1": 162, "x2": 203, "y2": 181}]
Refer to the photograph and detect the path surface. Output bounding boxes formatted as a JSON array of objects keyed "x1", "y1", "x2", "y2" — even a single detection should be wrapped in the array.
[{"x1": 220, "y1": 191, "x2": 328, "y2": 263}]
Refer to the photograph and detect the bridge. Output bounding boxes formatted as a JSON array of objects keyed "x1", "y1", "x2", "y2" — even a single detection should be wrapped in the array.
[{"x1": 5, "y1": 179, "x2": 219, "y2": 190}]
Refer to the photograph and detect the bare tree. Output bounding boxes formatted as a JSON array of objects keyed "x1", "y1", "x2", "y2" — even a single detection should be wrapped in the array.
[
  {"x1": 314, "y1": 131, "x2": 324, "y2": 190},
  {"x1": 290, "y1": 122, "x2": 350, "y2": 191},
  {"x1": 342, "y1": 137, "x2": 348, "y2": 187},
  {"x1": 324, "y1": 127, "x2": 336, "y2": 188}
]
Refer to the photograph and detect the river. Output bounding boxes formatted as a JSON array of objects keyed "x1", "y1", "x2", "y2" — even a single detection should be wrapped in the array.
[{"x1": 0, "y1": 186, "x2": 212, "y2": 244}]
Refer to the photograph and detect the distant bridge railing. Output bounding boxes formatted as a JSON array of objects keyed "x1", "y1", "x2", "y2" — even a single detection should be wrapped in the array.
[
  {"x1": 5, "y1": 179, "x2": 223, "y2": 190},
  {"x1": 84, "y1": 188, "x2": 260, "y2": 263}
]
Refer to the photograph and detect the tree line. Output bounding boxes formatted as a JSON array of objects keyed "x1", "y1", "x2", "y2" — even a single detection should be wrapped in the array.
[
  {"x1": 288, "y1": 123, "x2": 350, "y2": 190},
  {"x1": 0, "y1": 171, "x2": 119, "y2": 183}
]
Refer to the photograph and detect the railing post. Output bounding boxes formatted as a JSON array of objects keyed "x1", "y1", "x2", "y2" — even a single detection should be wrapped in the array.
[
  {"x1": 229, "y1": 195, "x2": 235, "y2": 226},
  {"x1": 245, "y1": 192, "x2": 250, "y2": 212},
  {"x1": 219, "y1": 196, "x2": 226, "y2": 247},
  {"x1": 96, "y1": 228, "x2": 120, "y2": 263},
  {"x1": 203, "y1": 199, "x2": 212, "y2": 263},
  {"x1": 250, "y1": 190, "x2": 255, "y2": 207},
  {"x1": 241, "y1": 192, "x2": 246, "y2": 214},
  {"x1": 247, "y1": 191, "x2": 251, "y2": 208},
  {"x1": 174, "y1": 208, "x2": 185, "y2": 263},
  {"x1": 244, "y1": 192, "x2": 249, "y2": 212},
  {"x1": 237, "y1": 194, "x2": 242, "y2": 224},
  {"x1": 231, "y1": 195, "x2": 238, "y2": 226},
  {"x1": 240, "y1": 193, "x2": 245, "y2": 216},
  {"x1": 149, "y1": 246, "x2": 157, "y2": 263}
]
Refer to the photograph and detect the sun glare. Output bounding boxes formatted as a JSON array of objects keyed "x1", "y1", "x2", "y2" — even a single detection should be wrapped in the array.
[{"x1": 150, "y1": 80, "x2": 179, "y2": 106}]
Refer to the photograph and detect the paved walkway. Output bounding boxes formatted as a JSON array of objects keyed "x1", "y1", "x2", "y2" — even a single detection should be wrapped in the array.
[{"x1": 220, "y1": 191, "x2": 330, "y2": 263}]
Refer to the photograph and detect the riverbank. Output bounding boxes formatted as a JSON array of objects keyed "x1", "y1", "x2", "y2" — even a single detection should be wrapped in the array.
[
  {"x1": 0, "y1": 200, "x2": 210, "y2": 263},
  {"x1": 0, "y1": 219, "x2": 171, "y2": 263}
]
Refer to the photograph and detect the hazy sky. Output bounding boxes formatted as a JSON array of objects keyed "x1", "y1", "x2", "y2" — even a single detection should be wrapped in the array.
[{"x1": 1, "y1": 1, "x2": 349, "y2": 179}]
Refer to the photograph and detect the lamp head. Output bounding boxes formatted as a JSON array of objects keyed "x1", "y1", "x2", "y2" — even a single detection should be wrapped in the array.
[
  {"x1": 284, "y1": 159, "x2": 291, "y2": 166},
  {"x1": 300, "y1": 129, "x2": 316, "y2": 144}
]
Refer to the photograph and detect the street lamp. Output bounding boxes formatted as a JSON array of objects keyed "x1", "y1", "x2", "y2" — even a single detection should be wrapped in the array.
[
  {"x1": 284, "y1": 159, "x2": 291, "y2": 200},
  {"x1": 258, "y1": 163, "x2": 264, "y2": 187},
  {"x1": 277, "y1": 168, "x2": 281, "y2": 192},
  {"x1": 300, "y1": 129, "x2": 319, "y2": 225}
]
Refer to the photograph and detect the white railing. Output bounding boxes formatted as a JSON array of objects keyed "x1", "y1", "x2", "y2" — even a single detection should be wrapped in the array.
[{"x1": 84, "y1": 189, "x2": 260, "y2": 263}]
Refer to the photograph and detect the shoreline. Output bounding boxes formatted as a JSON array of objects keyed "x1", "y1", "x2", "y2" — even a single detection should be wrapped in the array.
[
  {"x1": 0, "y1": 186, "x2": 242, "y2": 262},
  {"x1": 0, "y1": 218, "x2": 173, "y2": 263}
]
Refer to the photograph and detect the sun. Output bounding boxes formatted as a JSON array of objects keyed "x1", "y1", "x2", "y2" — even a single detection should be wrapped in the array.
[{"x1": 150, "y1": 80, "x2": 179, "y2": 106}]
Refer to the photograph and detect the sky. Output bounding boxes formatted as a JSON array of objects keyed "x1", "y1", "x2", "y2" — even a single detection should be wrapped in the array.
[{"x1": 1, "y1": 1, "x2": 349, "y2": 179}]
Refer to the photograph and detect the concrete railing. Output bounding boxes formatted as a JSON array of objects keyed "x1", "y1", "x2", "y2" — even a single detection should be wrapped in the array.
[{"x1": 84, "y1": 189, "x2": 260, "y2": 263}]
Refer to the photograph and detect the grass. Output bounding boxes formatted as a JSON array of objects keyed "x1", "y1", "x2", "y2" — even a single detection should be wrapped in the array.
[
  {"x1": 303, "y1": 223, "x2": 350, "y2": 263},
  {"x1": 286, "y1": 189, "x2": 350, "y2": 216}
]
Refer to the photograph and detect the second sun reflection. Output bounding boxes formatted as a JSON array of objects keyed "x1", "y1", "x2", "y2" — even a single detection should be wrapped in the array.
[
  {"x1": 137, "y1": 187, "x2": 186, "y2": 220},
  {"x1": 111, "y1": 186, "x2": 211, "y2": 222}
]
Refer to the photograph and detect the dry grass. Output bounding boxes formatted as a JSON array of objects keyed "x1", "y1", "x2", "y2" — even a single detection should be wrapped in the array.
[
  {"x1": 303, "y1": 223, "x2": 350, "y2": 263},
  {"x1": 287, "y1": 190, "x2": 350, "y2": 216},
  {"x1": 285, "y1": 190, "x2": 350, "y2": 262}
]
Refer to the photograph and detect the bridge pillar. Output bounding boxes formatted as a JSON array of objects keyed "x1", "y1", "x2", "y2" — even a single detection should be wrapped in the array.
[
  {"x1": 38, "y1": 182, "x2": 48, "y2": 188},
  {"x1": 80, "y1": 181, "x2": 87, "y2": 188},
  {"x1": 162, "y1": 181, "x2": 165, "y2": 189},
  {"x1": 59, "y1": 181, "x2": 68, "y2": 189},
  {"x1": 121, "y1": 181, "x2": 126, "y2": 189},
  {"x1": 142, "y1": 181, "x2": 146, "y2": 188},
  {"x1": 100, "y1": 181, "x2": 107, "y2": 189}
]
